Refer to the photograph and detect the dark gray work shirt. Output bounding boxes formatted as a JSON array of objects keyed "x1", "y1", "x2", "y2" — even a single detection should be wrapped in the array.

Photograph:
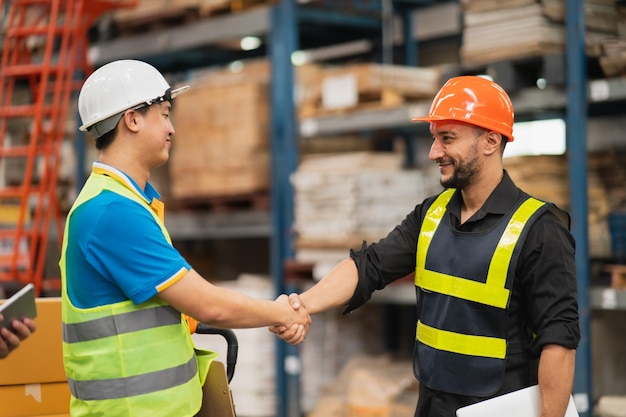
[{"x1": 346, "y1": 170, "x2": 580, "y2": 416}]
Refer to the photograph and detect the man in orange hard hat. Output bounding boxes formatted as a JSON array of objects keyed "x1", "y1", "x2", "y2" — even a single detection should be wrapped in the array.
[{"x1": 274, "y1": 76, "x2": 580, "y2": 417}]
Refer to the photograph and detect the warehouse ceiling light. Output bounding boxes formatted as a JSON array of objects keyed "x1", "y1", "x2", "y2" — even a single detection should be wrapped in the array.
[
  {"x1": 536, "y1": 78, "x2": 547, "y2": 89},
  {"x1": 291, "y1": 51, "x2": 307, "y2": 66},
  {"x1": 240, "y1": 36, "x2": 261, "y2": 51}
]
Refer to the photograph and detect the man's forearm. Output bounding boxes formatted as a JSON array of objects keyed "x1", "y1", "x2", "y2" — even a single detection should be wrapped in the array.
[
  {"x1": 300, "y1": 258, "x2": 359, "y2": 315},
  {"x1": 538, "y1": 344, "x2": 576, "y2": 417}
]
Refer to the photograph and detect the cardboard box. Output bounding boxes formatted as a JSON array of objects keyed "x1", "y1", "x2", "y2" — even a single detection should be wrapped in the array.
[
  {"x1": 0, "y1": 382, "x2": 70, "y2": 417},
  {"x1": 0, "y1": 297, "x2": 65, "y2": 385}
]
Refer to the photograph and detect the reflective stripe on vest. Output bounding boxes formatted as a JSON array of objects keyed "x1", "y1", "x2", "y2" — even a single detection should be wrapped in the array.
[
  {"x1": 63, "y1": 304, "x2": 181, "y2": 343},
  {"x1": 415, "y1": 189, "x2": 545, "y2": 359},
  {"x1": 417, "y1": 321, "x2": 507, "y2": 359},
  {"x1": 68, "y1": 355, "x2": 198, "y2": 401}
]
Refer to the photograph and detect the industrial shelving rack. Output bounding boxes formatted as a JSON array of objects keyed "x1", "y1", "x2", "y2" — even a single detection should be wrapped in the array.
[{"x1": 84, "y1": 0, "x2": 626, "y2": 415}]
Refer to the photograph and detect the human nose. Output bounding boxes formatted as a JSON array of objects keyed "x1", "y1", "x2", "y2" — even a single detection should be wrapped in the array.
[{"x1": 429, "y1": 138, "x2": 444, "y2": 161}]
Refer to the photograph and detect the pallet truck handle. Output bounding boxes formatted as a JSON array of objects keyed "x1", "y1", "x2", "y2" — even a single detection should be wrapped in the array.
[{"x1": 195, "y1": 324, "x2": 238, "y2": 383}]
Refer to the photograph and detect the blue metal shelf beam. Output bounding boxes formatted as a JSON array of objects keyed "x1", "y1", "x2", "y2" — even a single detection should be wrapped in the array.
[
  {"x1": 89, "y1": 6, "x2": 271, "y2": 65},
  {"x1": 566, "y1": 0, "x2": 592, "y2": 416},
  {"x1": 269, "y1": 2, "x2": 299, "y2": 417}
]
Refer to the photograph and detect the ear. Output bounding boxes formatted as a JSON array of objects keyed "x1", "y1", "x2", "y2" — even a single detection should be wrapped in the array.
[
  {"x1": 483, "y1": 131, "x2": 502, "y2": 156},
  {"x1": 121, "y1": 109, "x2": 141, "y2": 133}
]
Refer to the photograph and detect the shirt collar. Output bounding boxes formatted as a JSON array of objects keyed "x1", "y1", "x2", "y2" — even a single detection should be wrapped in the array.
[
  {"x1": 447, "y1": 170, "x2": 520, "y2": 222},
  {"x1": 92, "y1": 161, "x2": 161, "y2": 204}
]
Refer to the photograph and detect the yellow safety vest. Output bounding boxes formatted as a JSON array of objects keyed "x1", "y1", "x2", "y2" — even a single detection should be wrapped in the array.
[
  {"x1": 414, "y1": 188, "x2": 547, "y2": 396},
  {"x1": 60, "y1": 170, "x2": 215, "y2": 416}
]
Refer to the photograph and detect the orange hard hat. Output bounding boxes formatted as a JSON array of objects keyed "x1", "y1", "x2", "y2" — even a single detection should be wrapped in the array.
[{"x1": 412, "y1": 75, "x2": 515, "y2": 141}]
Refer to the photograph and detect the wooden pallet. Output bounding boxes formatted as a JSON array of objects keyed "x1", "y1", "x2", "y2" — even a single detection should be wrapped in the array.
[
  {"x1": 198, "y1": 0, "x2": 275, "y2": 17},
  {"x1": 114, "y1": 5, "x2": 201, "y2": 36},
  {"x1": 176, "y1": 191, "x2": 270, "y2": 212}
]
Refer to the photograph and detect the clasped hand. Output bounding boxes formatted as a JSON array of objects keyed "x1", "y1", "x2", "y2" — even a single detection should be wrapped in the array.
[{"x1": 272, "y1": 293, "x2": 309, "y2": 345}]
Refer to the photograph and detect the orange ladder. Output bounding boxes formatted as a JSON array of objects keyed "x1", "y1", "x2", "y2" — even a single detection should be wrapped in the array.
[{"x1": 0, "y1": 0, "x2": 136, "y2": 296}]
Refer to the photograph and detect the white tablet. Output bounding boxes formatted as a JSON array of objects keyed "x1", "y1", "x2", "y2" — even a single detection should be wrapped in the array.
[
  {"x1": 0, "y1": 283, "x2": 37, "y2": 330},
  {"x1": 456, "y1": 385, "x2": 579, "y2": 417}
]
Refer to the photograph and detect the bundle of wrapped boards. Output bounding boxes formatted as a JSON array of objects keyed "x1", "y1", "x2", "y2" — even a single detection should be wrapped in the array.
[
  {"x1": 460, "y1": 0, "x2": 618, "y2": 67},
  {"x1": 291, "y1": 152, "x2": 442, "y2": 250}
]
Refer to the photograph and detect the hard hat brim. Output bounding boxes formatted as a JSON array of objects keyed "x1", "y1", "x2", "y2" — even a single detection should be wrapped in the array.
[
  {"x1": 79, "y1": 84, "x2": 190, "y2": 132},
  {"x1": 411, "y1": 115, "x2": 444, "y2": 123}
]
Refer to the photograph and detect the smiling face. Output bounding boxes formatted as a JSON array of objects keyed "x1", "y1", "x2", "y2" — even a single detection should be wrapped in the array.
[
  {"x1": 428, "y1": 121, "x2": 487, "y2": 190},
  {"x1": 135, "y1": 101, "x2": 175, "y2": 169}
]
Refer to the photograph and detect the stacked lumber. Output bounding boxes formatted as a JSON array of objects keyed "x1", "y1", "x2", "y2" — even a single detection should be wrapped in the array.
[
  {"x1": 306, "y1": 355, "x2": 418, "y2": 417},
  {"x1": 168, "y1": 72, "x2": 270, "y2": 201},
  {"x1": 504, "y1": 153, "x2": 626, "y2": 258},
  {"x1": 291, "y1": 152, "x2": 442, "y2": 250},
  {"x1": 589, "y1": 150, "x2": 626, "y2": 259},
  {"x1": 460, "y1": 0, "x2": 617, "y2": 67},
  {"x1": 113, "y1": 0, "x2": 274, "y2": 30},
  {"x1": 594, "y1": 5, "x2": 626, "y2": 77},
  {"x1": 597, "y1": 38, "x2": 626, "y2": 77},
  {"x1": 504, "y1": 155, "x2": 571, "y2": 209},
  {"x1": 298, "y1": 63, "x2": 445, "y2": 118}
]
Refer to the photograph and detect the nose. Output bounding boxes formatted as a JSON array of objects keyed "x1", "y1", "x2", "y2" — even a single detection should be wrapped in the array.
[{"x1": 429, "y1": 138, "x2": 444, "y2": 161}]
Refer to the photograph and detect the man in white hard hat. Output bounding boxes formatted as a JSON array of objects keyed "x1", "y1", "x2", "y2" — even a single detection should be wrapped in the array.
[{"x1": 59, "y1": 59, "x2": 311, "y2": 417}]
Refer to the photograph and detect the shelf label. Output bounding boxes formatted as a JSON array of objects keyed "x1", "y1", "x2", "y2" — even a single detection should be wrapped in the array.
[
  {"x1": 300, "y1": 118, "x2": 319, "y2": 137},
  {"x1": 322, "y1": 74, "x2": 358, "y2": 110},
  {"x1": 589, "y1": 80, "x2": 610, "y2": 102},
  {"x1": 601, "y1": 288, "x2": 618, "y2": 309}
]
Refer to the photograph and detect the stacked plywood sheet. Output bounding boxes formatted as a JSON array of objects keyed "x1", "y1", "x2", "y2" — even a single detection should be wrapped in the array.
[
  {"x1": 169, "y1": 74, "x2": 269, "y2": 200},
  {"x1": 291, "y1": 152, "x2": 442, "y2": 249},
  {"x1": 504, "y1": 155, "x2": 571, "y2": 209},
  {"x1": 460, "y1": 0, "x2": 617, "y2": 67},
  {"x1": 504, "y1": 153, "x2": 621, "y2": 258},
  {"x1": 597, "y1": 38, "x2": 626, "y2": 77},
  {"x1": 114, "y1": 0, "x2": 273, "y2": 22},
  {"x1": 595, "y1": 4, "x2": 626, "y2": 78}
]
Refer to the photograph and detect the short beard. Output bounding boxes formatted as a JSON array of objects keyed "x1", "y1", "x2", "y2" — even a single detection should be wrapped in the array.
[{"x1": 440, "y1": 142, "x2": 481, "y2": 189}]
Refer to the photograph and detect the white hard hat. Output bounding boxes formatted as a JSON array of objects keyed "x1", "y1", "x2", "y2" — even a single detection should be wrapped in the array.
[{"x1": 78, "y1": 59, "x2": 189, "y2": 138}]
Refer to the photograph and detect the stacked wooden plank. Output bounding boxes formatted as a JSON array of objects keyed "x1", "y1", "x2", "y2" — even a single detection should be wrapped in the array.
[
  {"x1": 460, "y1": 0, "x2": 617, "y2": 67},
  {"x1": 298, "y1": 63, "x2": 445, "y2": 118},
  {"x1": 595, "y1": 4, "x2": 626, "y2": 78},
  {"x1": 168, "y1": 70, "x2": 270, "y2": 201},
  {"x1": 504, "y1": 153, "x2": 626, "y2": 258},
  {"x1": 597, "y1": 38, "x2": 626, "y2": 77},
  {"x1": 504, "y1": 155, "x2": 571, "y2": 209},
  {"x1": 113, "y1": 0, "x2": 274, "y2": 31}
]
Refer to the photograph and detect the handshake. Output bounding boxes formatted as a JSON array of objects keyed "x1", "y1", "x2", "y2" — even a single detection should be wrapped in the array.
[{"x1": 270, "y1": 293, "x2": 311, "y2": 346}]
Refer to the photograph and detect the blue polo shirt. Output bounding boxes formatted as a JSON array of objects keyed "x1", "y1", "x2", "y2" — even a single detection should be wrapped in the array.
[{"x1": 65, "y1": 162, "x2": 191, "y2": 309}]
